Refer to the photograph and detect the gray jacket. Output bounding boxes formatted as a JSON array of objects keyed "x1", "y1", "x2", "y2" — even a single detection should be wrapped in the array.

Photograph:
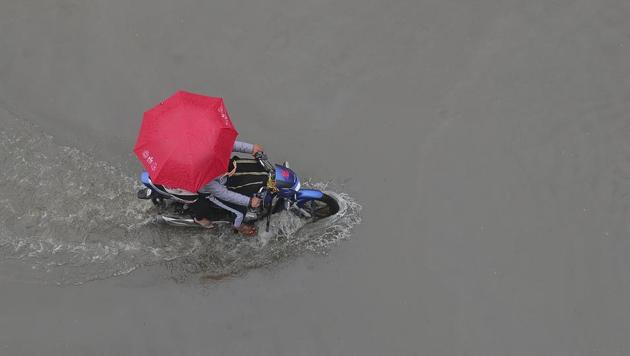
[{"x1": 197, "y1": 141, "x2": 254, "y2": 207}]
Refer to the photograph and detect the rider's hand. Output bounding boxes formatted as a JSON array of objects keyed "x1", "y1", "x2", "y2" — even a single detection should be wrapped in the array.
[
  {"x1": 250, "y1": 196, "x2": 262, "y2": 208},
  {"x1": 252, "y1": 144, "x2": 264, "y2": 155}
]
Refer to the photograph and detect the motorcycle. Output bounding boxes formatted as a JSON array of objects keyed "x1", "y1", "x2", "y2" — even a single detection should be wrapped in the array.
[{"x1": 136, "y1": 152, "x2": 340, "y2": 232}]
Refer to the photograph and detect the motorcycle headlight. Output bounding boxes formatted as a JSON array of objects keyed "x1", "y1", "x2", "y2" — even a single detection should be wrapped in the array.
[{"x1": 293, "y1": 179, "x2": 301, "y2": 191}]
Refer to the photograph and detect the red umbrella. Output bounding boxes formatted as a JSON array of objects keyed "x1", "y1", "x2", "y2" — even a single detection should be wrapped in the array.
[{"x1": 134, "y1": 90, "x2": 238, "y2": 192}]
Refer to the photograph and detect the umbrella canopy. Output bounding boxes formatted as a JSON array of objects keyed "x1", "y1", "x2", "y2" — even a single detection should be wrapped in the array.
[{"x1": 134, "y1": 90, "x2": 238, "y2": 192}]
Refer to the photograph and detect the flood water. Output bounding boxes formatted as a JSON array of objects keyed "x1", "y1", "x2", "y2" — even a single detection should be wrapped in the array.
[
  {"x1": 0, "y1": 110, "x2": 360, "y2": 284},
  {"x1": 1, "y1": 0, "x2": 630, "y2": 355}
]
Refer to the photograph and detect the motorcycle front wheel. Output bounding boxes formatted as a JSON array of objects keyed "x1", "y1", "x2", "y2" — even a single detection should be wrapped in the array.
[{"x1": 300, "y1": 193, "x2": 340, "y2": 220}]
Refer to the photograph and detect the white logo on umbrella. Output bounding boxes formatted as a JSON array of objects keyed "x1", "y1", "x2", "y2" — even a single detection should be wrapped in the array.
[{"x1": 143, "y1": 150, "x2": 158, "y2": 171}]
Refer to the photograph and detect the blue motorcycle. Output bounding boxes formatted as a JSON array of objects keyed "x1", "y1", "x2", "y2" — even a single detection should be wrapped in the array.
[{"x1": 136, "y1": 152, "x2": 340, "y2": 230}]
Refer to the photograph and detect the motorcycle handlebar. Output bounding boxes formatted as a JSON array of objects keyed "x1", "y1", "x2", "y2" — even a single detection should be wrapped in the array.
[
  {"x1": 254, "y1": 152, "x2": 268, "y2": 161},
  {"x1": 254, "y1": 152, "x2": 275, "y2": 172}
]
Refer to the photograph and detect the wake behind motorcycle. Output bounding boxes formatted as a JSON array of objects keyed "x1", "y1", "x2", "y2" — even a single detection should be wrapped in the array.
[{"x1": 136, "y1": 153, "x2": 340, "y2": 232}]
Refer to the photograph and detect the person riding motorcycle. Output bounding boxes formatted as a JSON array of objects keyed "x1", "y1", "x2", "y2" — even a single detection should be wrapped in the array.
[{"x1": 189, "y1": 140, "x2": 264, "y2": 236}]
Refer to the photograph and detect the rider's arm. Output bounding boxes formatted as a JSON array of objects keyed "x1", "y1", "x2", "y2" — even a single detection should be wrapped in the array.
[
  {"x1": 199, "y1": 179, "x2": 251, "y2": 207},
  {"x1": 233, "y1": 141, "x2": 254, "y2": 154}
]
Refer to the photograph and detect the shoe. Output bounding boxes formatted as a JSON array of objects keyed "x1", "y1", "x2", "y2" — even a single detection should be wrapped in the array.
[{"x1": 237, "y1": 224, "x2": 257, "y2": 237}]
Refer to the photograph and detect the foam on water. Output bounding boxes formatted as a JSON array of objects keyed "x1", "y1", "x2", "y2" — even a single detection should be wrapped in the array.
[{"x1": 0, "y1": 111, "x2": 361, "y2": 284}]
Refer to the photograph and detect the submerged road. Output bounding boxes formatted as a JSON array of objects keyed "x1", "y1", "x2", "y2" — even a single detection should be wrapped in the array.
[{"x1": 1, "y1": 0, "x2": 630, "y2": 355}]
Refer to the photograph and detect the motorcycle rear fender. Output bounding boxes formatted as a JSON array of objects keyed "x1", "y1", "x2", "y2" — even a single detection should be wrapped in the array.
[{"x1": 140, "y1": 171, "x2": 151, "y2": 185}]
